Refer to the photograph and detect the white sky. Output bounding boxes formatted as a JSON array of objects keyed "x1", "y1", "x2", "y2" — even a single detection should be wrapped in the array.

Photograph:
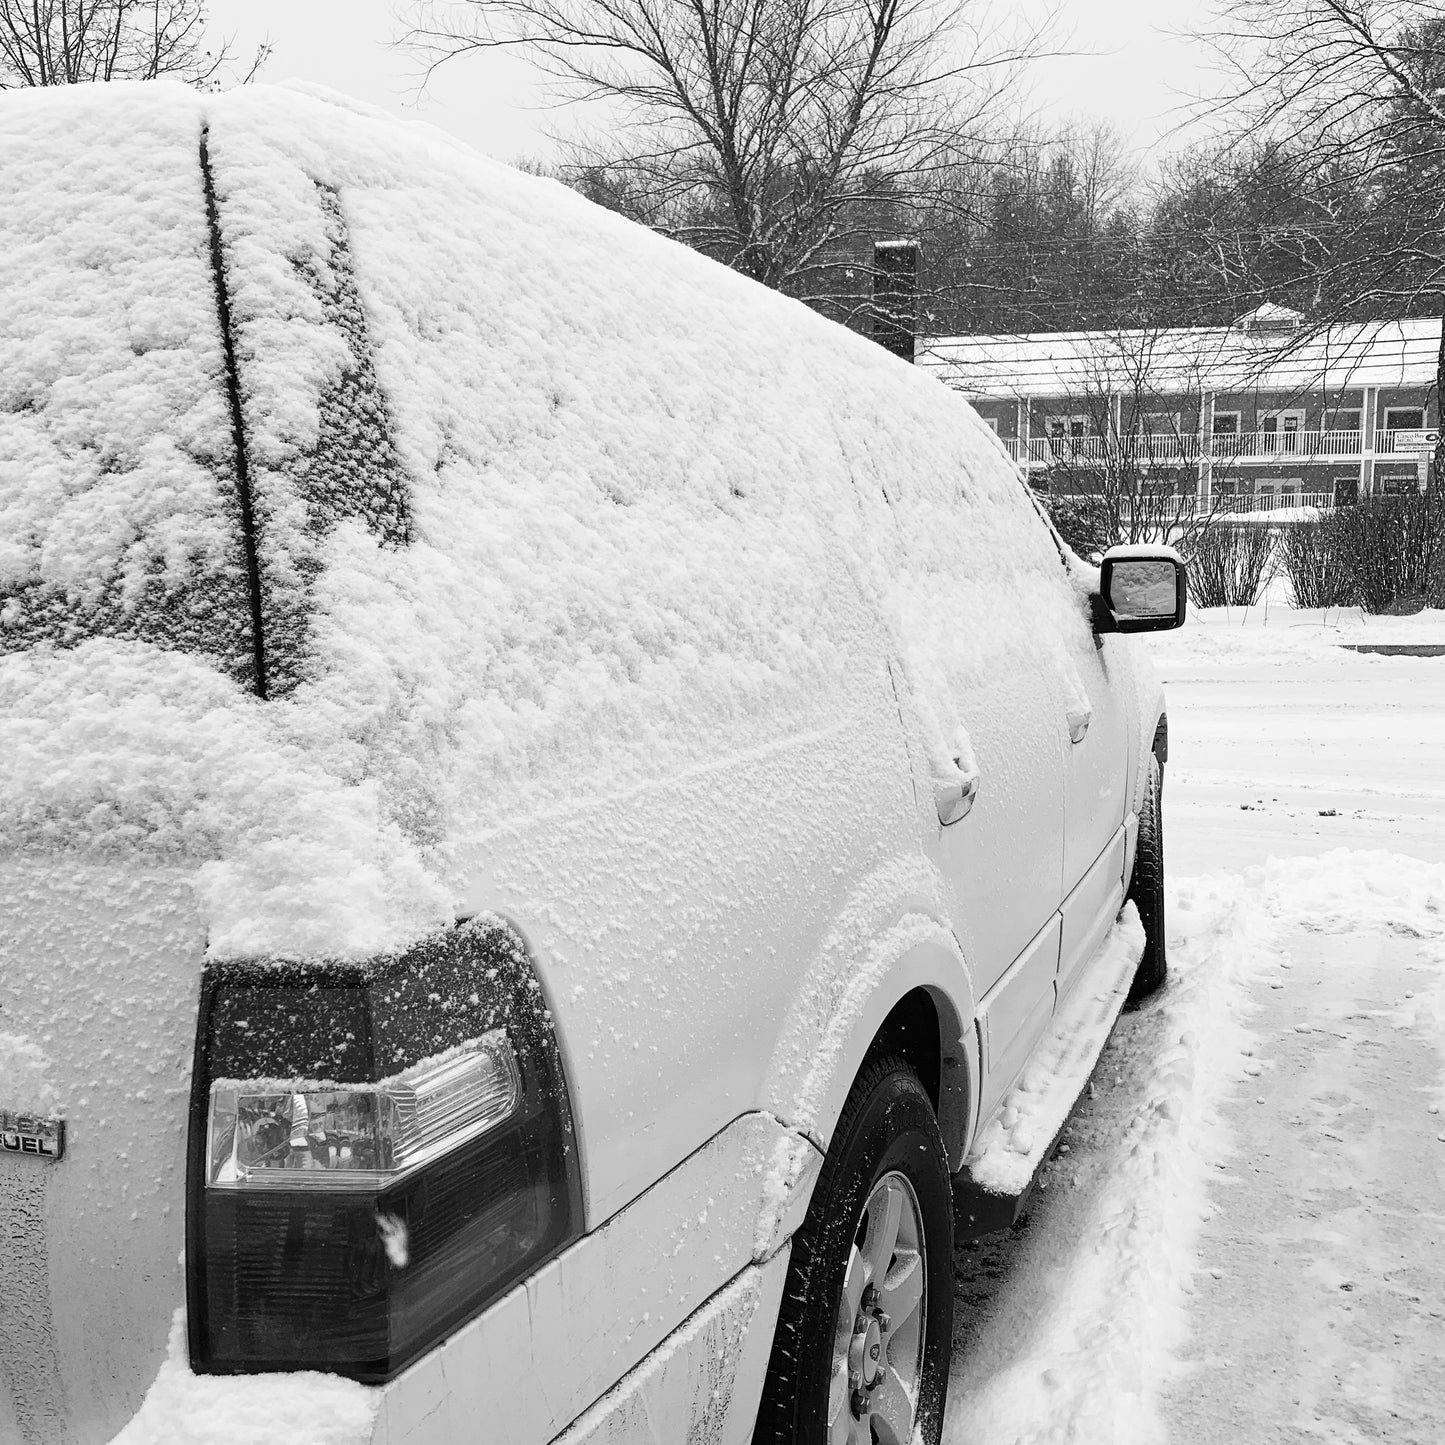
[{"x1": 207, "y1": 0, "x2": 1222, "y2": 166}]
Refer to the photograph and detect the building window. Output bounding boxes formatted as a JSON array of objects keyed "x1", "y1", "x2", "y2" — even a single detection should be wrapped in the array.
[
  {"x1": 980, "y1": 416, "x2": 1000, "y2": 433},
  {"x1": 1383, "y1": 407, "x2": 1425, "y2": 435},
  {"x1": 1212, "y1": 411, "x2": 1241, "y2": 435},
  {"x1": 1260, "y1": 409, "x2": 1305, "y2": 453},
  {"x1": 1045, "y1": 416, "x2": 1089, "y2": 439},
  {"x1": 1322, "y1": 409, "x2": 1361, "y2": 455},
  {"x1": 1382, "y1": 408, "x2": 1426, "y2": 456},
  {"x1": 1380, "y1": 471, "x2": 1422, "y2": 495}
]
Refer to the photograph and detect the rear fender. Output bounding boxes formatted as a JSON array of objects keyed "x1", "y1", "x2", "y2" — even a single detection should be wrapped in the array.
[{"x1": 757, "y1": 858, "x2": 978, "y2": 1181}]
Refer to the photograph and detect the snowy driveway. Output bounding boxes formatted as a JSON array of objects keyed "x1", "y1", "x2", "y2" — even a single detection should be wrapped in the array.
[{"x1": 944, "y1": 608, "x2": 1445, "y2": 1444}]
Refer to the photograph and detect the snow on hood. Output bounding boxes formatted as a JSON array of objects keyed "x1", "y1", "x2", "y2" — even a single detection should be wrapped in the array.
[{"x1": 2, "y1": 81, "x2": 1096, "y2": 964}]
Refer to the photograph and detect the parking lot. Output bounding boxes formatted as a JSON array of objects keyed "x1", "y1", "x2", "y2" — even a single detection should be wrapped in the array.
[{"x1": 945, "y1": 607, "x2": 1445, "y2": 1444}]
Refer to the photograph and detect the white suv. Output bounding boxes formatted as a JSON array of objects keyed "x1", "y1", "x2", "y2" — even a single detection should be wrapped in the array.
[{"x1": 0, "y1": 83, "x2": 1183, "y2": 1445}]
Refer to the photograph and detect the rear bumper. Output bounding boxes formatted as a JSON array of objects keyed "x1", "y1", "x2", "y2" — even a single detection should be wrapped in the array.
[
  {"x1": 545, "y1": 1255, "x2": 788, "y2": 1445},
  {"x1": 111, "y1": 1112, "x2": 813, "y2": 1444}
]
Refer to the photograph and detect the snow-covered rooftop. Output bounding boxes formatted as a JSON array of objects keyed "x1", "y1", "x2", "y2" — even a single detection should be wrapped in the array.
[{"x1": 919, "y1": 316, "x2": 1440, "y2": 400}]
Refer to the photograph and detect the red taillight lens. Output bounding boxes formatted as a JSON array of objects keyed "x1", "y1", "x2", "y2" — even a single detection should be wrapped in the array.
[{"x1": 186, "y1": 917, "x2": 581, "y2": 1383}]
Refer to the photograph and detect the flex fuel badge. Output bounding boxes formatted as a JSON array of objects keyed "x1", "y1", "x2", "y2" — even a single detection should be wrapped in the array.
[{"x1": 0, "y1": 1111, "x2": 64, "y2": 1161}]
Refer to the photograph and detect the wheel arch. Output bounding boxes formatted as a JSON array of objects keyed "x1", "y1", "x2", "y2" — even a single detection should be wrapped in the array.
[{"x1": 759, "y1": 917, "x2": 979, "y2": 1175}]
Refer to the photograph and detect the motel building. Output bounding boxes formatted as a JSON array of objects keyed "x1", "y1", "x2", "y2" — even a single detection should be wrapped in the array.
[{"x1": 919, "y1": 304, "x2": 1439, "y2": 512}]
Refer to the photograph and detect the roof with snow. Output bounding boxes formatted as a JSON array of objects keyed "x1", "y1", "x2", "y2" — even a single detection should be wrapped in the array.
[{"x1": 919, "y1": 316, "x2": 1440, "y2": 400}]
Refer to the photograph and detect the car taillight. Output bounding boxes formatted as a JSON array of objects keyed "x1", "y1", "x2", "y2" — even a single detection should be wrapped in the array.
[{"x1": 186, "y1": 916, "x2": 582, "y2": 1384}]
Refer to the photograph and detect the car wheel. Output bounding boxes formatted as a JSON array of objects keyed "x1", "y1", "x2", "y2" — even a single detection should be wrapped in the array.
[
  {"x1": 1127, "y1": 751, "x2": 1167, "y2": 1003},
  {"x1": 753, "y1": 1054, "x2": 953, "y2": 1445}
]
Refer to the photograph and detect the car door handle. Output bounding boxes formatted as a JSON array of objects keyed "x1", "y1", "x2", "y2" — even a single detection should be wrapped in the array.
[
  {"x1": 936, "y1": 768, "x2": 979, "y2": 827},
  {"x1": 1068, "y1": 706, "x2": 1091, "y2": 745}
]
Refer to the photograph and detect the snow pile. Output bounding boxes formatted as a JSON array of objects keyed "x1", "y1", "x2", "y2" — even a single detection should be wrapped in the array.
[
  {"x1": 1248, "y1": 848, "x2": 1445, "y2": 936},
  {"x1": 111, "y1": 1314, "x2": 378, "y2": 1445},
  {"x1": 948, "y1": 846, "x2": 1445, "y2": 1444},
  {"x1": 1154, "y1": 602, "x2": 1445, "y2": 671},
  {"x1": 946, "y1": 874, "x2": 1279, "y2": 1445}
]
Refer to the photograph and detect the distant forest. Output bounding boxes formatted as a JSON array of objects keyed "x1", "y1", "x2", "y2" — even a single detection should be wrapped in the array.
[
  {"x1": 906, "y1": 124, "x2": 1439, "y2": 336},
  {"x1": 562, "y1": 119, "x2": 1441, "y2": 339}
]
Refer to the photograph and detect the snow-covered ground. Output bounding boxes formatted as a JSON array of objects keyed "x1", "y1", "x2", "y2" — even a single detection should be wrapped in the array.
[{"x1": 944, "y1": 605, "x2": 1445, "y2": 1443}]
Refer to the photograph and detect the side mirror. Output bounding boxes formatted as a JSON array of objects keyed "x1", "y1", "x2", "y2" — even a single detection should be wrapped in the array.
[{"x1": 1097, "y1": 547, "x2": 1187, "y2": 633}]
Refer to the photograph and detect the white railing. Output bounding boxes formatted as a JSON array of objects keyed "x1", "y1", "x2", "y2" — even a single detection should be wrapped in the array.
[
  {"x1": 1047, "y1": 491, "x2": 1336, "y2": 521},
  {"x1": 1213, "y1": 490, "x2": 1335, "y2": 514},
  {"x1": 1003, "y1": 428, "x2": 1429, "y2": 468}
]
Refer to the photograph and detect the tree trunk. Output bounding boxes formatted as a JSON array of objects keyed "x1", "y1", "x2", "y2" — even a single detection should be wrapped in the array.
[{"x1": 1429, "y1": 301, "x2": 1445, "y2": 503}]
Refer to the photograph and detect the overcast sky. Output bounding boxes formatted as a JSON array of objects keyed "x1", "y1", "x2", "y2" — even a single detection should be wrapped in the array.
[{"x1": 207, "y1": 0, "x2": 1221, "y2": 166}]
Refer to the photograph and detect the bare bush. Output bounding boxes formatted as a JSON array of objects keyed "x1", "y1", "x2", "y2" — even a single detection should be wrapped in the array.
[
  {"x1": 1278, "y1": 519, "x2": 1356, "y2": 608},
  {"x1": 1182, "y1": 522, "x2": 1276, "y2": 607},
  {"x1": 1327, "y1": 492, "x2": 1445, "y2": 612}
]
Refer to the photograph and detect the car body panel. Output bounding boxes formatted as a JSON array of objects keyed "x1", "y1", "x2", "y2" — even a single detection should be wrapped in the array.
[
  {"x1": 975, "y1": 913, "x2": 1063, "y2": 1128},
  {"x1": 0, "y1": 857, "x2": 203, "y2": 1445},
  {"x1": 0, "y1": 81, "x2": 1176, "y2": 1444},
  {"x1": 366, "y1": 1111, "x2": 814, "y2": 1445},
  {"x1": 546, "y1": 1258, "x2": 788, "y2": 1445},
  {"x1": 1058, "y1": 825, "x2": 1129, "y2": 1000},
  {"x1": 758, "y1": 902, "x2": 978, "y2": 1169}
]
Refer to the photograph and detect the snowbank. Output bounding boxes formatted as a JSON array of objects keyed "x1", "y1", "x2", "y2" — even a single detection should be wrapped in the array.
[
  {"x1": 946, "y1": 872, "x2": 1279, "y2": 1444},
  {"x1": 947, "y1": 846, "x2": 1445, "y2": 1444},
  {"x1": 1156, "y1": 602, "x2": 1445, "y2": 669}
]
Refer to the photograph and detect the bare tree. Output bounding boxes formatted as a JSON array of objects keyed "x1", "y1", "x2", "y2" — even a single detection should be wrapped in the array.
[
  {"x1": 0, "y1": 0, "x2": 267, "y2": 89},
  {"x1": 1200, "y1": 0, "x2": 1445, "y2": 493},
  {"x1": 402, "y1": 0, "x2": 1051, "y2": 316},
  {"x1": 1031, "y1": 325, "x2": 1237, "y2": 552}
]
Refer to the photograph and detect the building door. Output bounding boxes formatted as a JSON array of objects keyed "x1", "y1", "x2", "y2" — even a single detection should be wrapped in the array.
[
  {"x1": 1261, "y1": 409, "x2": 1305, "y2": 454},
  {"x1": 1333, "y1": 477, "x2": 1359, "y2": 506}
]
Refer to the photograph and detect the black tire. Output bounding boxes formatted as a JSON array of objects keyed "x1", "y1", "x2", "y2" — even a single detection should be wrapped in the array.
[
  {"x1": 1127, "y1": 752, "x2": 1167, "y2": 1003},
  {"x1": 753, "y1": 1055, "x2": 953, "y2": 1445}
]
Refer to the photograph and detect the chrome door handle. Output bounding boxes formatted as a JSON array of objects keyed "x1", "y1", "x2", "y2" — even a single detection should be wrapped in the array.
[
  {"x1": 937, "y1": 769, "x2": 978, "y2": 827},
  {"x1": 1068, "y1": 708, "x2": 1091, "y2": 745}
]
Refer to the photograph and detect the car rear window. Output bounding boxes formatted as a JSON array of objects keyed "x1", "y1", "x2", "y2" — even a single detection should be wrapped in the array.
[{"x1": 0, "y1": 88, "x2": 257, "y2": 690}]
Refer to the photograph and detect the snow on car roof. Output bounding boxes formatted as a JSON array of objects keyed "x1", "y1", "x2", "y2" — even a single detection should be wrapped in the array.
[{"x1": 1, "y1": 81, "x2": 1086, "y2": 963}]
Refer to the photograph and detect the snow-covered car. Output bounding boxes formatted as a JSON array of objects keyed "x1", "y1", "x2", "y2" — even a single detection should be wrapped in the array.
[{"x1": 0, "y1": 82, "x2": 1184, "y2": 1445}]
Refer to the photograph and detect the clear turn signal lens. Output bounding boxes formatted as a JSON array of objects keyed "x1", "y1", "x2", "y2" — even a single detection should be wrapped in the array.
[{"x1": 206, "y1": 1031, "x2": 519, "y2": 1187}]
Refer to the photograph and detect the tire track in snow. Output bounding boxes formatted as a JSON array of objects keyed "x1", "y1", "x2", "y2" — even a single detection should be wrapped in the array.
[
  {"x1": 943, "y1": 873, "x2": 1278, "y2": 1444},
  {"x1": 943, "y1": 853, "x2": 1445, "y2": 1445}
]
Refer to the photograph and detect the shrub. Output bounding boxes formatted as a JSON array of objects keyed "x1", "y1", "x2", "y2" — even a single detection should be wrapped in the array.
[
  {"x1": 1326, "y1": 492, "x2": 1445, "y2": 612},
  {"x1": 1279, "y1": 518, "x2": 1356, "y2": 608},
  {"x1": 1042, "y1": 494, "x2": 1113, "y2": 557},
  {"x1": 1276, "y1": 492, "x2": 1445, "y2": 612},
  {"x1": 1183, "y1": 522, "x2": 1276, "y2": 607}
]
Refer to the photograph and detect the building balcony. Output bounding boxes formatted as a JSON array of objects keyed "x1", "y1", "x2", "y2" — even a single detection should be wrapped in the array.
[
  {"x1": 1002, "y1": 429, "x2": 1431, "y2": 468},
  {"x1": 1044, "y1": 489, "x2": 1338, "y2": 521}
]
